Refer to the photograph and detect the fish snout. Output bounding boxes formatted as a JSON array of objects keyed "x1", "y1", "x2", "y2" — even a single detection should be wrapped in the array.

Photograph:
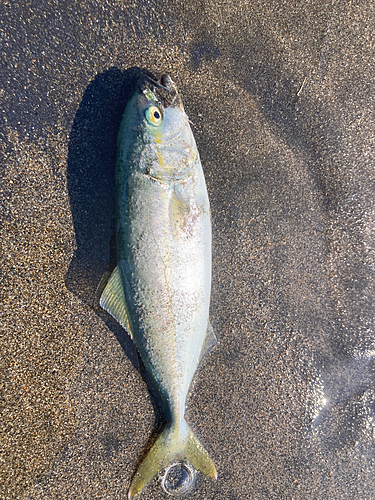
[{"x1": 160, "y1": 74, "x2": 175, "y2": 91}]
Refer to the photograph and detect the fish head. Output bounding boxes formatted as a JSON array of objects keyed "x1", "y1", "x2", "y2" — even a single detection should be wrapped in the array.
[{"x1": 119, "y1": 75, "x2": 199, "y2": 182}]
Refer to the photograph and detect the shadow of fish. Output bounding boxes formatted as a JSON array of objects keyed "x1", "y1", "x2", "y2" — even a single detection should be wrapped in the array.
[{"x1": 100, "y1": 74, "x2": 217, "y2": 498}]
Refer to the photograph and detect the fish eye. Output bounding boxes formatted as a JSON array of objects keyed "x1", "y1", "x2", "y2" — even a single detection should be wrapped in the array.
[{"x1": 145, "y1": 105, "x2": 163, "y2": 126}]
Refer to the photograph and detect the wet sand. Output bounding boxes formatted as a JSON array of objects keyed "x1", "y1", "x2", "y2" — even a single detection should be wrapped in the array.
[{"x1": 1, "y1": 1, "x2": 375, "y2": 499}]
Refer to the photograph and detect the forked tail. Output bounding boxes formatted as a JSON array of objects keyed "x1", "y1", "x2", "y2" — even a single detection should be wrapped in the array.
[{"x1": 128, "y1": 419, "x2": 217, "y2": 498}]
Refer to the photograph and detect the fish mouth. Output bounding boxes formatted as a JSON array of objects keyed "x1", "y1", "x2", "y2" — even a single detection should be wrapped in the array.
[
  {"x1": 160, "y1": 74, "x2": 175, "y2": 91},
  {"x1": 136, "y1": 73, "x2": 181, "y2": 109}
]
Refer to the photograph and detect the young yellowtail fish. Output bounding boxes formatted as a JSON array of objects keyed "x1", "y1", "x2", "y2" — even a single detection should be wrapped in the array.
[{"x1": 100, "y1": 74, "x2": 217, "y2": 498}]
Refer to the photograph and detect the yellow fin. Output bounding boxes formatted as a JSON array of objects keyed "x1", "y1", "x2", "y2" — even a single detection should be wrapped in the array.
[
  {"x1": 100, "y1": 265, "x2": 133, "y2": 339},
  {"x1": 128, "y1": 420, "x2": 216, "y2": 498}
]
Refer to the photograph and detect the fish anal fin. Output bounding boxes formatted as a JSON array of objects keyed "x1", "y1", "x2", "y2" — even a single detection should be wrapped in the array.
[
  {"x1": 198, "y1": 321, "x2": 218, "y2": 366},
  {"x1": 205, "y1": 322, "x2": 218, "y2": 352},
  {"x1": 100, "y1": 265, "x2": 133, "y2": 339}
]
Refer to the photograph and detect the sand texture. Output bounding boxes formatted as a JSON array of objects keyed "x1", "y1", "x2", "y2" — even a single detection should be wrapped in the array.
[{"x1": 1, "y1": 1, "x2": 375, "y2": 499}]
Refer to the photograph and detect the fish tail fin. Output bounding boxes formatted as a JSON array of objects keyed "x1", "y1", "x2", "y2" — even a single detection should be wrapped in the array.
[{"x1": 128, "y1": 420, "x2": 216, "y2": 499}]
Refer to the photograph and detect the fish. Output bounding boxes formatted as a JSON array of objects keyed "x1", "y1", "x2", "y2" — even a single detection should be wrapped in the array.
[{"x1": 99, "y1": 74, "x2": 217, "y2": 498}]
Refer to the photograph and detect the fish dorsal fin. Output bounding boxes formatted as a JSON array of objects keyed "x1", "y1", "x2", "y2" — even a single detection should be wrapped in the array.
[{"x1": 100, "y1": 265, "x2": 133, "y2": 339}]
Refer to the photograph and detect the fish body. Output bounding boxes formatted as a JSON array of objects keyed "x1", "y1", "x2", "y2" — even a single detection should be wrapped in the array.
[{"x1": 100, "y1": 75, "x2": 216, "y2": 497}]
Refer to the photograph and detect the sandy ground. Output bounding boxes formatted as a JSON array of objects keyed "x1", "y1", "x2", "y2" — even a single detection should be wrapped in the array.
[{"x1": 1, "y1": 1, "x2": 375, "y2": 499}]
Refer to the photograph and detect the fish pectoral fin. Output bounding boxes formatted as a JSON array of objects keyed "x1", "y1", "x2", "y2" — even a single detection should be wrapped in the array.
[
  {"x1": 100, "y1": 265, "x2": 133, "y2": 339},
  {"x1": 128, "y1": 420, "x2": 216, "y2": 499}
]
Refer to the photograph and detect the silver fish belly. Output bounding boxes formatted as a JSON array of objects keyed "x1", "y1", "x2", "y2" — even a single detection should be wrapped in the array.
[{"x1": 100, "y1": 74, "x2": 216, "y2": 498}]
